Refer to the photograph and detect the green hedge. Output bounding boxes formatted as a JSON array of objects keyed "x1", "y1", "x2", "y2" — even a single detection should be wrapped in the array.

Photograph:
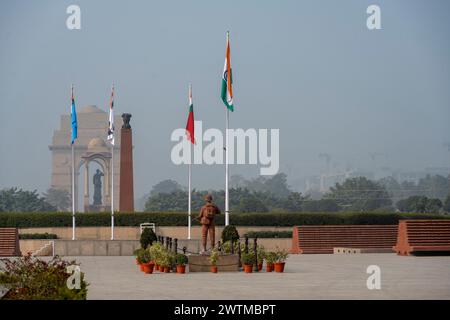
[
  {"x1": 0, "y1": 212, "x2": 449, "y2": 228},
  {"x1": 244, "y1": 231, "x2": 292, "y2": 238},
  {"x1": 19, "y1": 233, "x2": 58, "y2": 239}
]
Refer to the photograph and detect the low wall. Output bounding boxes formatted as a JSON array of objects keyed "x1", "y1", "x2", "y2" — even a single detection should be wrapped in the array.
[
  {"x1": 19, "y1": 226, "x2": 292, "y2": 241},
  {"x1": 17, "y1": 227, "x2": 291, "y2": 256},
  {"x1": 53, "y1": 239, "x2": 201, "y2": 256}
]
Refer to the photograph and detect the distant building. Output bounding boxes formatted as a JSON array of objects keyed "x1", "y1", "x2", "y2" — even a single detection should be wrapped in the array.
[{"x1": 49, "y1": 105, "x2": 122, "y2": 212}]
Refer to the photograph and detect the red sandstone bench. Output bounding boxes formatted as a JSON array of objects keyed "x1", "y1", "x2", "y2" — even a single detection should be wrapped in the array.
[
  {"x1": 291, "y1": 225, "x2": 398, "y2": 254},
  {"x1": 0, "y1": 228, "x2": 21, "y2": 257},
  {"x1": 393, "y1": 220, "x2": 450, "y2": 256}
]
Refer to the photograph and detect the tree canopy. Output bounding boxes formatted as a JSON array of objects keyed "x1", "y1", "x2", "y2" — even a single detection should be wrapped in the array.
[{"x1": 0, "y1": 188, "x2": 56, "y2": 212}]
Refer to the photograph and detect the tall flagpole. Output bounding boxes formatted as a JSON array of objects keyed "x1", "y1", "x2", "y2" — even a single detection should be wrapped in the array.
[
  {"x1": 72, "y1": 142, "x2": 76, "y2": 240},
  {"x1": 224, "y1": 31, "x2": 231, "y2": 226},
  {"x1": 110, "y1": 83, "x2": 115, "y2": 240},
  {"x1": 111, "y1": 144, "x2": 114, "y2": 240},
  {"x1": 71, "y1": 84, "x2": 76, "y2": 240},
  {"x1": 188, "y1": 160, "x2": 192, "y2": 239},
  {"x1": 187, "y1": 84, "x2": 193, "y2": 239},
  {"x1": 225, "y1": 108, "x2": 229, "y2": 226}
]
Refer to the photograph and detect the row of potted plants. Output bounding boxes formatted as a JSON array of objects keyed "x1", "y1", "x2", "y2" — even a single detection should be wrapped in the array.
[
  {"x1": 209, "y1": 242, "x2": 289, "y2": 273},
  {"x1": 134, "y1": 243, "x2": 188, "y2": 274},
  {"x1": 240, "y1": 246, "x2": 289, "y2": 273}
]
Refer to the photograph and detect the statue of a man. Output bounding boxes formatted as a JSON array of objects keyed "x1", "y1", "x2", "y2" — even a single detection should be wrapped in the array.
[
  {"x1": 93, "y1": 169, "x2": 104, "y2": 205},
  {"x1": 197, "y1": 194, "x2": 221, "y2": 254}
]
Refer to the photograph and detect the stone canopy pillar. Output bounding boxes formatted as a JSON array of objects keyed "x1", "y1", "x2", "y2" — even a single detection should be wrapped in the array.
[{"x1": 119, "y1": 113, "x2": 134, "y2": 212}]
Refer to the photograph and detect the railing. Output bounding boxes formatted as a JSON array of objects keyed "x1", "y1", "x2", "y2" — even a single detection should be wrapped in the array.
[
  {"x1": 155, "y1": 235, "x2": 260, "y2": 272},
  {"x1": 31, "y1": 240, "x2": 55, "y2": 257}
]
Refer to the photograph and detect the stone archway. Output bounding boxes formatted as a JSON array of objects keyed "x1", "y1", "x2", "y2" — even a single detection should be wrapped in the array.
[
  {"x1": 49, "y1": 105, "x2": 121, "y2": 212},
  {"x1": 80, "y1": 143, "x2": 111, "y2": 212}
]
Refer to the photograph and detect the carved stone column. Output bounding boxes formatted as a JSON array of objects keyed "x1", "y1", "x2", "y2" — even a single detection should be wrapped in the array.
[{"x1": 119, "y1": 113, "x2": 134, "y2": 212}]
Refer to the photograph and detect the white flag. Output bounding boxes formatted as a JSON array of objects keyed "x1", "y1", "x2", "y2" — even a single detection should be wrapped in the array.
[{"x1": 107, "y1": 85, "x2": 115, "y2": 146}]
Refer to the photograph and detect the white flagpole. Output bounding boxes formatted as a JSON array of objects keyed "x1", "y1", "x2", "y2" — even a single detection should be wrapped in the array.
[
  {"x1": 225, "y1": 108, "x2": 229, "y2": 226},
  {"x1": 72, "y1": 142, "x2": 76, "y2": 240},
  {"x1": 110, "y1": 83, "x2": 115, "y2": 240},
  {"x1": 71, "y1": 84, "x2": 76, "y2": 241},
  {"x1": 111, "y1": 144, "x2": 114, "y2": 240},
  {"x1": 188, "y1": 160, "x2": 192, "y2": 239},
  {"x1": 188, "y1": 84, "x2": 192, "y2": 239}
]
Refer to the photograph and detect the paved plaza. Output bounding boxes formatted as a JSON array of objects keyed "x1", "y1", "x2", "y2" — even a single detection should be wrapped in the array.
[{"x1": 61, "y1": 254, "x2": 450, "y2": 300}]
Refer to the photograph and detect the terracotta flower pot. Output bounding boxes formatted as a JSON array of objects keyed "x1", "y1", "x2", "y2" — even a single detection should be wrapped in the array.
[
  {"x1": 274, "y1": 262, "x2": 285, "y2": 273},
  {"x1": 243, "y1": 264, "x2": 253, "y2": 273},
  {"x1": 154, "y1": 264, "x2": 159, "y2": 271},
  {"x1": 142, "y1": 262, "x2": 155, "y2": 274},
  {"x1": 140, "y1": 263, "x2": 145, "y2": 272},
  {"x1": 258, "y1": 263, "x2": 263, "y2": 271},
  {"x1": 211, "y1": 266, "x2": 218, "y2": 273},
  {"x1": 164, "y1": 267, "x2": 171, "y2": 273},
  {"x1": 266, "y1": 263, "x2": 273, "y2": 272},
  {"x1": 176, "y1": 265, "x2": 186, "y2": 274}
]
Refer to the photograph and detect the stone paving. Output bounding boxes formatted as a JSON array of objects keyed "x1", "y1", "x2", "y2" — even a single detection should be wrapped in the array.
[{"x1": 63, "y1": 254, "x2": 450, "y2": 300}]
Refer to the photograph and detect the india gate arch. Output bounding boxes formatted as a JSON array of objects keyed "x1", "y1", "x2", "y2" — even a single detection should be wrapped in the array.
[{"x1": 49, "y1": 105, "x2": 122, "y2": 212}]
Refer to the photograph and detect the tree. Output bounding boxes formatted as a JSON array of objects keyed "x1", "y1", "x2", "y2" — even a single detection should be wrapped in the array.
[
  {"x1": 324, "y1": 177, "x2": 392, "y2": 211},
  {"x1": 444, "y1": 195, "x2": 450, "y2": 213},
  {"x1": 416, "y1": 174, "x2": 449, "y2": 200},
  {"x1": 0, "y1": 187, "x2": 56, "y2": 212},
  {"x1": 150, "y1": 179, "x2": 183, "y2": 196},
  {"x1": 396, "y1": 196, "x2": 442, "y2": 213},
  {"x1": 301, "y1": 199, "x2": 339, "y2": 212},
  {"x1": 236, "y1": 194, "x2": 268, "y2": 213},
  {"x1": 282, "y1": 192, "x2": 305, "y2": 212},
  {"x1": 43, "y1": 188, "x2": 70, "y2": 211}
]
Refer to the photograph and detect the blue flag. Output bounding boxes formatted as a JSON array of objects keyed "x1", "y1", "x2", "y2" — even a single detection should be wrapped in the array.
[{"x1": 71, "y1": 87, "x2": 78, "y2": 144}]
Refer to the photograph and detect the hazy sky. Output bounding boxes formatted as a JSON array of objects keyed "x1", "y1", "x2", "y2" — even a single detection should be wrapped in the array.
[{"x1": 0, "y1": 0, "x2": 449, "y2": 199}]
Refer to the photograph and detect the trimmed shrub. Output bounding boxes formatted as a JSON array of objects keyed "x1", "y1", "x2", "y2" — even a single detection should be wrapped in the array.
[
  {"x1": 221, "y1": 225, "x2": 240, "y2": 242},
  {"x1": 244, "y1": 231, "x2": 292, "y2": 238},
  {"x1": 19, "y1": 233, "x2": 58, "y2": 239},
  {"x1": 140, "y1": 228, "x2": 157, "y2": 249},
  {"x1": 0, "y1": 211, "x2": 448, "y2": 228}
]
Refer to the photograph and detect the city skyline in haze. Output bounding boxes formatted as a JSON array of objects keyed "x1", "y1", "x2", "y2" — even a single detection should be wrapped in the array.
[{"x1": 1, "y1": 0, "x2": 449, "y2": 201}]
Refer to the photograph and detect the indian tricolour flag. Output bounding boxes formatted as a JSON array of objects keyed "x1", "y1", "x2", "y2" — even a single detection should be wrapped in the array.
[{"x1": 221, "y1": 32, "x2": 234, "y2": 112}]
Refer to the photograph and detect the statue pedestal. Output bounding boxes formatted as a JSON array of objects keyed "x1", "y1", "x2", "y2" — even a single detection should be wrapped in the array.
[{"x1": 188, "y1": 254, "x2": 240, "y2": 272}]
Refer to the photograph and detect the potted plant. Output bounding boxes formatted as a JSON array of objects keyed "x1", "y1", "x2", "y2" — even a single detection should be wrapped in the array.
[
  {"x1": 274, "y1": 247, "x2": 288, "y2": 273},
  {"x1": 209, "y1": 248, "x2": 219, "y2": 273},
  {"x1": 140, "y1": 250, "x2": 155, "y2": 274},
  {"x1": 134, "y1": 248, "x2": 146, "y2": 272},
  {"x1": 149, "y1": 243, "x2": 164, "y2": 271},
  {"x1": 257, "y1": 245, "x2": 266, "y2": 271},
  {"x1": 175, "y1": 253, "x2": 188, "y2": 274},
  {"x1": 241, "y1": 252, "x2": 255, "y2": 273},
  {"x1": 159, "y1": 250, "x2": 171, "y2": 273},
  {"x1": 265, "y1": 251, "x2": 276, "y2": 272}
]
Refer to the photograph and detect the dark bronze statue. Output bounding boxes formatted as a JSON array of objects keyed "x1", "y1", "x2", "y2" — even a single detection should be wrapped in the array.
[
  {"x1": 93, "y1": 169, "x2": 104, "y2": 205},
  {"x1": 197, "y1": 194, "x2": 221, "y2": 254},
  {"x1": 122, "y1": 113, "x2": 132, "y2": 129}
]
